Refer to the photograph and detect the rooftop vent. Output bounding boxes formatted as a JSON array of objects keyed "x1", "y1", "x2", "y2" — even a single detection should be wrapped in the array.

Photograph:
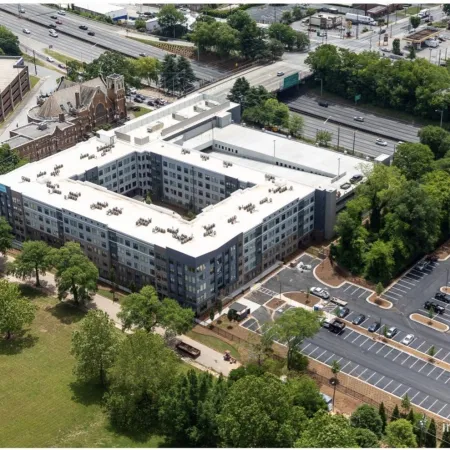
[
  {"x1": 152, "y1": 226, "x2": 166, "y2": 234},
  {"x1": 181, "y1": 149, "x2": 190, "y2": 155},
  {"x1": 54, "y1": 164, "x2": 63, "y2": 170},
  {"x1": 37, "y1": 122, "x2": 48, "y2": 131},
  {"x1": 36, "y1": 171, "x2": 47, "y2": 178},
  {"x1": 90, "y1": 201, "x2": 108, "y2": 210},
  {"x1": 106, "y1": 207, "x2": 123, "y2": 216},
  {"x1": 227, "y1": 215, "x2": 237, "y2": 224},
  {"x1": 201, "y1": 155, "x2": 209, "y2": 161},
  {"x1": 21, "y1": 176, "x2": 31, "y2": 182},
  {"x1": 223, "y1": 161, "x2": 233, "y2": 168},
  {"x1": 80, "y1": 153, "x2": 89, "y2": 159},
  {"x1": 136, "y1": 217, "x2": 152, "y2": 227}
]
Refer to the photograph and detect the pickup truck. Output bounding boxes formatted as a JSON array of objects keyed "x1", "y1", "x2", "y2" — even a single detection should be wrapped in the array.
[{"x1": 323, "y1": 318, "x2": 346, "y2": 334}]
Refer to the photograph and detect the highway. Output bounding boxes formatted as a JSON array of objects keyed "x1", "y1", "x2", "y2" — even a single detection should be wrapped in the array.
[
  {"x1": 0, "y1": 4, "x2": 227, "y2": 81},
  {"x1": 284, "y1": 94, "x2": 421, "y2": 143}
]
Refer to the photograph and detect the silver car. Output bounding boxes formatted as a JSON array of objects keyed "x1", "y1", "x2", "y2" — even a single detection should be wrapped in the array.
[
  {"x1": 401, "y1": 334, "x2": 414, "y2": 346},
  {"x1": 311, "y1": 287, "x2": 330, "y2": 299},
  {"x1": 376, "y1": 138, "x2": 388, "y2": 146}
]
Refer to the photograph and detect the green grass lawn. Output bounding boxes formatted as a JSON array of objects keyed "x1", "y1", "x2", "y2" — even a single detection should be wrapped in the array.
[
  {"x1": 30, "y1": 75, "x2": 40, "y2": 88},
  {"x1": 186, "y1": 330, "x2": 241, "y2": 360},
  {"x1": 44, "y1": 48, "x2": 81, "y2": 65},
  {"x1": 97, "y1": 288, "x2": 125, "y2": 302},
  {"x1": 132, "y1": 106, "x2": 152, "y2": 118},
  {"x1": 407, "y1": 5, "x2": 421, "y2": 15},
  {"x1": 0, "y1": 293, "x2": 171, "y2": 447}
]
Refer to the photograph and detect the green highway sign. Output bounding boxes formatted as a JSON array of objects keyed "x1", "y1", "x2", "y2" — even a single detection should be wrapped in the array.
[
  {"x1": 282, "y1": 72, "x2": 299, "y2": 90},
  {"x1": 355, "y1": 94, "x2": 361, "y2": 102}
]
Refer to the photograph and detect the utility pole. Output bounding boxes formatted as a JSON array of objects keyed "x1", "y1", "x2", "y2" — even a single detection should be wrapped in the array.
[
  {"x1": 273, "y1": 139, "x2": 276, "y2": 162},
  {"x1": 352, "y1": 131, "x2": 356, "y2": 154},
  {"x1": 337, "y1": 126, "x2": 340, "y2": 149},
  {"x1": 32, "y1": 50, "x2": 37, "y2": 75}
]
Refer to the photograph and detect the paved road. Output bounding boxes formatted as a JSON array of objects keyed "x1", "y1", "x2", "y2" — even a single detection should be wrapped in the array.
[
  {"x1": 284, "y1": 94, "x2": 421, "y2": 143},
  {"x1": 0, "y1": 4, "x2": 226, "y2": 81}
]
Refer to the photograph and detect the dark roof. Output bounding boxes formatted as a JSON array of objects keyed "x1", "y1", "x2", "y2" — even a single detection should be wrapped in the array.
[{"x1": 230, "y1": 302, "x2": 247, "y2": 312}]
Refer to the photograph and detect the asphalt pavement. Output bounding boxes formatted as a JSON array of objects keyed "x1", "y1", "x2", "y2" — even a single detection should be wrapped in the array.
[{"x1": 0, "y1": 4, "x2": 226, "y2": 81}]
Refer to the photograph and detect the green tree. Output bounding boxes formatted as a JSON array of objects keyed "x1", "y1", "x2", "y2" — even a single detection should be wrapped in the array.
[
  {"x1": 0, "y1": 279, "x2": 36, "y2": 340},
  {"x1": 157, "y1": 4, "x2": 186, "y2": 37},
  {"x1": 401, "y1": 393, "x2": 411, "y2": 416},
  {"x1": 386, "y1": 418, "x2": 418, "y2": 448},
  {"x1": 214, "y1": 22, "x2": 240, "y2": 57},
  {"x1": 408, "y1": 45, "x2": 416, "y2": 60},
  {"x1": 428, "y1": 345, "x2": 436, "y2": 361},
  {"x1": 295, "y1": 410, "x2": 358, "y2": 448},
  {"x1": 71, "y1": 310, "x2": 119, "y2": 386},
  {"x1": 117, "y1": 285, "x2": 194, "y2": 335},
  {"x1": 160, "y1": 54, "x2": 177, "y2": 94},
  {"x1": 209, "y1": 308, "x2": 214, "y2": 321},
  {"x1": 353, "y1": 428, "x2": 380, "y2": 448},
  {"x1": 227, "y1": 9, "x2": 253, "y2": 31},
  {"x1": 263, "y1": 98, "x2": 290, "y2": 128},
  {"x1": 133, "y1": 56, "x2": 161, "y2": 86},
  {"x1": 306, "y1": 7, "x2": 317, "y2": 17},
  {"x1": 105, "y1": 331, "x2": 180, "y2": 433},
  {"x1": 316, "y1": 129, "x2": 333, "y2": 146},
  {"x1": 135, "y1": 18, "x2": 146, "y2": 30},
  {"x1": 330, "y1": 359, "x2": 341, "y2": 411},
  {"x1": 228, "y1": 363, "x2": 267, "y2": 383},
  {"x1": 288, "y1": 375, "x2": 328, "y2": 418},
  {"x1": 379, "y1": 402, "x2": 387, "y2": 432},
  {"x1": 410, "y1": 15, "x2": 421, "y2": 29},
  {"x1": 145, "y1": 192, "x2": 152, "y2": 204},
  {"x1": 218, "y1": 374, "x2": 308, "y2": 447},
  {"x1": 217, "y1": 298, "x2": 223, "y2": 315},
  {"x1": 0, "y1": 143, "x2": 27, "y2": 175},
  {"x1": 393, "y1": 38, "x2": 401, "y2": 55},
  {"x1": 250, "y1": 326, "x2": 274, "y2": 366},
  {"x1": 391, "y1": 404, "x2": 401, "y2": 421},
  {"x1": 350, "y1": 404, "x2": 383, "y2": 437},
  {"x1": 159, "y1": 370, "x2": 228, "y2": 447},
  {"x1": 268, "y1": 23, "x2": 296, "y2": 50},
  {"x1": 267, "y1": 38, "x2": 285, "y2": 60},
  {"x1": 393, "y1": 143, "x2": 434, "y2": 180},
  {"x1": 281, "y1": 10, "x2": 293, "y2": 24},
  {"x1": 364, "y1": 239, "x2": 395, "y2": 284},
  {"x1": 295, "y1": 31, "x2": 310, "y2": 51},
  {"x1": 292, "y1": 6, "x2": 304, "y2": 21},
  {"x1": 0, "y1": 217, "x2": 12, "y2": 255},
  {"x1": 376, "y1": 282, "x2": 384, "y2": 298},
  {"x1": 419, "y1": 126, "x2": 450, "y2": 159},
  {"x1": 7, "y1": 241, "x2": 52, "y2": 287},
  {"x1": 272, "y1": 307, "x2": 321, "y2": 370},
  {"x1": 176, "y1": 56, "x2": 196, "y2": 94},
  {"x1": 239, "y1": 21, "x2": 268, "y2": 60},
  {"x1": 444, "y1": 4, "x2": 450, "y2": 15},
  {"x1": 0, "y1": 25, "x2": 21, "y2": 55},
  {"x1": 227, "y1": 77, "x2": 250, "y2": 104},
  {"x1": 406, "y1": 408, "x2": 415, "y2": 424},
  {"x1": 51, "y1": 242, "x2": 99, "y2": 305},
  {"x1": 441, "y1": 427, "x2": 450, "y2": 447},
  {"x1": 426, "y1": 418, "x2": 437, "y2": 448},
  {"x1": 289, "y1": 114, "x2": 304, "y2": 137}
]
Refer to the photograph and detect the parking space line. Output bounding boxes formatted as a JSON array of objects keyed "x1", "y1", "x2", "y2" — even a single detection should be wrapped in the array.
[
  {"x1": 429, "y1": 399, "x2": 438, "y2": 411},
  {"x1": 352, "y1": 334, "x2": 363, "y2": 344},
  {"x1": 443, "y1": 351, "x2": 450, "y2": 361},
  {"x1": 425, "y1": 345, "x2": 433, "y2": 354},
  {"x1": 428, "y1": 367, "x2": 437, "y2": 376},
  {"x1": 302, "y1": 343, "x2": 311, "y2": 352},
  {"x1": 343, "y1": 284, "x2": 353, "y2": 292},
  {"x1": 410, "y1": 359, "x2": 419, "y2": 369},
  {"x1": 392, "y1": 351, "x2": 403, "y2": 362},
  {"x1": 343, "y1": 331, "x2": 355, "y2": 340},
  {"x1": 418, "y1": 362, "x2": 428, "y2": 372},
  {"x1": 416, "y1": 342, "x2": 426, "y2": 351},
  {"x1": 351, "y1": 287, "x2": 361, "y2": 295},
  {"x1": 374, "y1": 376, "x2": 385, "y2": 386},
  {"x1": 348, "y1": 364, "x2": 360, "y2": 375},
  {"x1": 366, "y1": 372, "x2": 377, "y2": 382},
  {"x1": 383, "y1": 380, "x2": 393, "y2": 390},
  {"x1": 317, "y1": 350, "x2": 327, "y2": 360},
  {"x1": 419, "y1": 395, "x2": 429, "y2": 407},
  {"x1": 386, "y1": 290, "x2": 402, "y2": 298},
  {"x1": 360, "y1": 318, "x2": 370, "y2": 326},
  {"x1": 405, "y1": 273, "x2": 421, "y2": 281},
  {"x1": 434, "y1": 349, "x2": 443, "y2": 358},
  {"x1": 358, "y1": 369, "x2": 367, "y2": 379},
  {"x1": 324, "y1": 354, "x2": 335, "y2": 364},
  {"x1": 368, "y1": 342, "x2": 379, "y2": 351},
  {"x1": 400, "y1": 387, "x2": 411, "y2": 398},
  {"x1": 391, "y1": 383, "x2": 403, "y2": 394},
  {"x1": 358, "y1": 290, "x2": 368, "y2": 298},
  {"x1": 399, "y1": 278, "x2": 415, "y2": 286},
  {"x1": 445, "y1": 377, "x2": 450, "y2": 384},
  {"x1": 438, "y1": 405, "x2": 447, "y2": 415},
  {"x1": 436, "y1": 370, "x2": 445, "y2": 380},
  {"x1": 410, "y1": 391, "x2": 420, "y2": 402},
  {"x1": 383, "y1": 293, "x2": 400, "y2": 301},
  {"x1": 391, "y1": 286, "x2": 407, "y2": 294},
  {"x1": 384, "y1": 348, "x2": 394, "y2": 358},
  {"x1": 360, "y1": 337, "x2": 369, "y2": 347},
  {"x1": 376, "y1": 344, "x2": 386, "y2": 354},
  {"x1": 336, "y1": 357, "x2": 343, "y2": 364},
  {"x1": 341, "y1": 361, "x2": 351, "y2": 371},
  {"x1": 402, "y1": 355, "x2": 411, "y2": 365},
  {"x1": 396, "y1": 281, "x2": 412, "y2": 289}
]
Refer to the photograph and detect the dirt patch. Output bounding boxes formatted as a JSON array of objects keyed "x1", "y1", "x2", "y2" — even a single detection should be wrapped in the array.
[
  {"x1": 284, "y1": 291, "x2": 320, "y2": 307},
  {"x1": 315, "y1": 258, "x2": 375, "y2": 290},
  {"x1": 266, "y1": 298, "x2": 286, "y2": 310},
  {"x1": 410, "y1": 313, "x2": 449, "y2": 332},
  {"x1": 435, "y1": 238, "x2": 450, "y2": 260},
  {"x1": 367, "y1": 293, "x2": 392, "y2": 309},
  {"x1": 443, "y1": 287, "x2": 450, "y2": 295}
]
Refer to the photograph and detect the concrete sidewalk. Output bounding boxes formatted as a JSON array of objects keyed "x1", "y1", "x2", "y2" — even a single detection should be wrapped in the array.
[{"x1": 3, "y1": 254, "x2": 238, "y2": 376}]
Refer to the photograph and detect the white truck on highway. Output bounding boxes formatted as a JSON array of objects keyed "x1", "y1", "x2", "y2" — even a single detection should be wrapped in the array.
[
  {"x1": 419, "y1": 9, "x2": 430, "y2": 18},
  {"x1": 345, "y1": 13, "x2": 376, "y2": 25}
]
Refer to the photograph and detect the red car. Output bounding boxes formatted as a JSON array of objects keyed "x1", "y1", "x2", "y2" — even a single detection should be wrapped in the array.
[{"x1": 56, "y1": 20, "x2": 62, "y2": 24}]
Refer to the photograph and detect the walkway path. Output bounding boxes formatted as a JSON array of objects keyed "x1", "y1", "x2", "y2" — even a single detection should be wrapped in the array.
[{"x1": 3, "y1": 255, "x2": 237, "y2": 376}]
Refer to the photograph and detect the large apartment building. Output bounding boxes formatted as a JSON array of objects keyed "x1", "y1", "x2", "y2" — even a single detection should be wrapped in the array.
[{"x1": 0, "y1": 93, "x2": 385, "y2": 313}]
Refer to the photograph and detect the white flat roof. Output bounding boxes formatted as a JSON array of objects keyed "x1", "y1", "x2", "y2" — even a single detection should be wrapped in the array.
[
  {"x1": 72, "y1": 2, "x2": 126, "y2": 15},
  {"x1": 0, "y1": 57, "x2": 24, "y2": 91}
]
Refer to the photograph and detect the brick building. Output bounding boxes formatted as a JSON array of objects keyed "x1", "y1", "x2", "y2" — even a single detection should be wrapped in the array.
[
  {"x1": 0, "y1": 56, "x2": 31, "y2": 124},
  {"x1": 3, "y1": 74, "x2": 126, "y2": 162}
]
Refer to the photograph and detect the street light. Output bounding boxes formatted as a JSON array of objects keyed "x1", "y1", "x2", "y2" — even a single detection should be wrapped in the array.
[
  {"x1": 315, "y1": 77, "x2": 323, "y2": 96},
  {"x1": 436, "y1": 109, "x2": 444, "y2": 128}
]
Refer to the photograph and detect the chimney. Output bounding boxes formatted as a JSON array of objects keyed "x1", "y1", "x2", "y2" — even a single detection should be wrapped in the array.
[
  {"x1": 75, "y1": 91, "x2": 80, "y2": 109},
  {"x1": 58, "y1": 113, "x2": 65, "y2": 123}
]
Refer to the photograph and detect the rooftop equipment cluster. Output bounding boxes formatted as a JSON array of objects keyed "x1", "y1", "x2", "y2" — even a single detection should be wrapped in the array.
[{"x1": 107, "y1": 206, "x2": 123, "y2": 215}]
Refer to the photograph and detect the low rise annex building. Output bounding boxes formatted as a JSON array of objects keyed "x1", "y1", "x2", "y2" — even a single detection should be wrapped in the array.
[{"x1": 0, "y1": 92, "x2": 384, "y2": 313}]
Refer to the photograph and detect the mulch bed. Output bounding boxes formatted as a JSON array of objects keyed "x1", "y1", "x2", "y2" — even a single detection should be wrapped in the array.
[
  {"x1": 316, "y1": 259, "x2": 375, "y2": 290},
  {"x1": 367, "y1": 293, "x2": 392, "y2": 309},
  {"x1": 410, "y1": 313, "x2": 448, "y2": 331},
  {"x1": 284, "y1": 291, "x2": 320, "y2": 307},
  {"x1": 266, "y1": 298, "x2": 285, "y2": 310},
  {"x1": 435, "y1": 238, "x2": 450, "y2": 260}
]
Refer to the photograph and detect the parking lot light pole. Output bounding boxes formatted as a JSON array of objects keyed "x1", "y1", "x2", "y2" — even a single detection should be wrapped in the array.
[{"x1": 436, "y1": 109, "x2": 444, "y2": 128}]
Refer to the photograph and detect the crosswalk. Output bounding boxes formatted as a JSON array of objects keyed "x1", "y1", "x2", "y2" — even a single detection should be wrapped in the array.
[{"x1": 259, "y1": 287, "x2": 278, "y2": 297}]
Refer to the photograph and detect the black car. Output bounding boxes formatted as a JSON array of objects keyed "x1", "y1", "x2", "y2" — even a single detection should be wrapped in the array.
[
  {"x1": 134, "y1": 97, "x2": 143, "y2": 103},
  {"x1": 147, "y1": 100, "x2": 156, "y2": 106},
  {"x1": 350, "y1": 174, "x2": 363, "y2": 184},
  {"x1": 424, "y1": 300, "x2": 433, "y2": 310},
  {"x1": 435, "y1": 292, "x2": 450, "y2": 303},
  {"x1": 88, "y1": 31, "x2": 95, "y2": 36},
  {"x1": 426, "y1": 254, "x2": 438, "y2": 263},
  {"x1": 368, "y1": 322, "x2": 381, "y2": 333},
  {"x1": 318, "y1": 100, "x2": 329, "y2": 107},
  {"x1": 136, "y1": 94, "x2": 146, "y2": 100},
  {"x1": 352, "y1": 314, "x2": 366, "y2": 326},
  {"x1": 131, "y1": 106, "x2": 141, "y2": 111},
  {"x1": 337, "y1": 307, "x2": 350, "y2": 318},
  {"x1": 79, "y1": 25, "x2": 88, "y2": 30},
  {"x1": 50, "y1": 14, "x2": 57, "y2": 19},
  {"x1": 139, "y1": 52, "x2": 146, "y2": 57},
  {"x1": 49, "y1": 23, "x2": 56, "y2": 28},
  {"x1": 424, "y1": 301, "x2": 445, "y2": 314}
]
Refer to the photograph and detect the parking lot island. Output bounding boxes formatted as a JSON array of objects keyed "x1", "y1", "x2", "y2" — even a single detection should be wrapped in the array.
[{"x1": 410, "y1": 313, "x2": 449, "y2": 332}]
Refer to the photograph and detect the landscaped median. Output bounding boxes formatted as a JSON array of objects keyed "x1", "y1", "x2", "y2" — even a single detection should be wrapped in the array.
[
  {"x1": 410, "y1": 313, "x2": 449, "y2": 332},
  {"x1": 367, "y1": 292, "x2": 393, "y2": 309}
]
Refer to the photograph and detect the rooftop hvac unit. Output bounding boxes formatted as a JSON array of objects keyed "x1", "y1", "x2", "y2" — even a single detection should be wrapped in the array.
[{"x1": 37, "y1": 122, "x2": 48, "y2": 131}]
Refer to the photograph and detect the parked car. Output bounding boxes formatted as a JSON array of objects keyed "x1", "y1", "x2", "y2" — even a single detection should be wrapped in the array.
[
  {"x1": 386, "y1": 326, "x2": 398, "y2": 338},
  {"x1": 131, "y1": 106, "x2": 141, "y2": 111},
  {"x1": 297, "y1": 261, "x2": 312, "y2": 271},
  {"x1": 311, "y1": 287, "x2": 330, "y2": 299},
  {"x1": 425, "y1": 254, "x2": 438, "y2": 263},
  {"x1": 147, "y1": 100, "x2": 156, "y2": 106},
  {"x1": 435, "y1": 292, "x2": 450, "y2": 303},
  {"x1": 136, "y1": 94, "x2": 146, "y2": 100},
  {"x1": 318, "y1": 100, "x2": 329, "y2": 107},
  {"x1": 134, "y1": 97, "x2": 143, "y2": 103},
  {"x1": 417, "y1": 260, "x2": 428, "y2": 271},
  {"x1": 376, "y1": 138, "x2": 388, "y2": 146},
  {"x1": 350, "y1": 174, "x2": 363, "y2": 184},
  {"x1": 337, "y1": 307, "x2": 350, "y2": 318},
  {"x1": 129, "y1": 87, "x2": 136, "y2": 95},
  {"x1": 368, "y1": 322, "x2": 381, "y2": 333},
  {"x1": 49, "y1": 23, "x2": 57, "y2": 28},
  {"x1": 277, "y1": 71, "x2": 285, "y2": 77},
  {"x1": 379, "y1": 28, "x2": 386, "y2": 34},
  {"x1": 401, "y1": 334, "x2": 415, "y2": 346},
  {"x1": 88, "y1": 31, "x2": 95, "y2": 36},
  {"x1": 354, "y1": 116, "x2": 364, "y2": 122},
  {"x1": 22, "y1": 28, "x2": 31, "y2": 34},
  {"x1": 425, "y1": 301, "x2": 445, "y2": 314},
  {"x1": 79, "y1": 25, "x2": 88, "y2": 30},
  {"x1": 46, "y1": 56, "x2": 55, "y2": 62},
  {"x1": 352, "y1": 314, "x2": 366, "y2": 325}
]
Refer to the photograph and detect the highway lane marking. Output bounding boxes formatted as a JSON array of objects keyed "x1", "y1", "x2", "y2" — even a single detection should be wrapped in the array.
[
  {"x1": 410, "y1": 359, "x2": 419, "y2": 369},
  {"x1": 324, "y1": 354, "x2": 335, "y2": 364},
  {"x1": 410, "y1": 391, "x2": 420, "y2": 402},
  {"x1": 429, "y1": 399, "x2": 438, "y2": 411},
  {"x1": 348, "y1": 364, "x2": 360, "y2": 375},
  {"x1": 368, "y1": 342, "x2": 379, "y2": 351},
  {"x1": 384, "y1": 348, "x2": 394, "y2": 358},
  {"x1": 383, "y1": 380, "x2": 393, "y2": 390},
  {"x1": 360, "y1": 337, "x2": 369, "y2": 347},
  {"x1": 365, "y1": 372, "x2": 377, "y2": 383},
  {"x1": 428, "y1": 367, "x2": 437, "y2": 376},
  {"x1": 374, "y1": 376, "x2": 385, "y2": 386},
  {"x1": 419, "y1": 395, "x2": 429, "y2": 407},
  {"x1": 358, "y1": 369, "x2": 367, "y2": 379},
  {"x1": 317, "y1": 350, "x2": 327, "y2": 360},
  {"x1": 391, "y1": 383, "x2": 403, "y2": 394},
  {"x1": 402, "y1": 355, "x2": 411, "y2": 365}
]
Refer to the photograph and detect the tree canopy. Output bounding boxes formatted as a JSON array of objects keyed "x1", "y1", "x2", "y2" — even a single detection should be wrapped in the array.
[
  {"x1": 386, "y1": 418, "x2": 417, "y2": 448},
  {"x1": 0, "y1": 143, "x2": 27, "y2": 175},
  {"x1": 350, "y1": 404, "x2": 383, "y2": 437},
  {"x1": 393, "y1": 143, "x2": 434, "y2": 180},
  {"x1": 0, "y1": 217, "x2": 13, "y2": 255},
  {"x1": 157, "y1": 4, "x2": 187, "y2": 37},
  {"x1": 0, "y1": 25, "x2": 21, "y2": 56}
]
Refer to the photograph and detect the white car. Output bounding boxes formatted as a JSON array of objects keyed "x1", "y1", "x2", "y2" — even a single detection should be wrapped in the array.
[
  {"x1": 58, "y1": 10, "x2": 66, "y2": 15},
  {"x1": 22, "y1": 28, "x2": 31, "y2": 34},
  {"x1": 311, "y1": 287, "x2": 330, "y2": 299},
  {"x1": 277, "y1": 71, "x2": 285, "y2": 77},
  {"x1": 46, "y1": 56, "x2": 55, "y2": 62},
  {"x1": 297, "y1": 261, "x2": 312, "y2": 271},
  {"x1": 401, "y1": 334, "x2": 415, "y2": 346},
  {"x1": 376, "y1": 138, "x2": 388, "y2": 146}
]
